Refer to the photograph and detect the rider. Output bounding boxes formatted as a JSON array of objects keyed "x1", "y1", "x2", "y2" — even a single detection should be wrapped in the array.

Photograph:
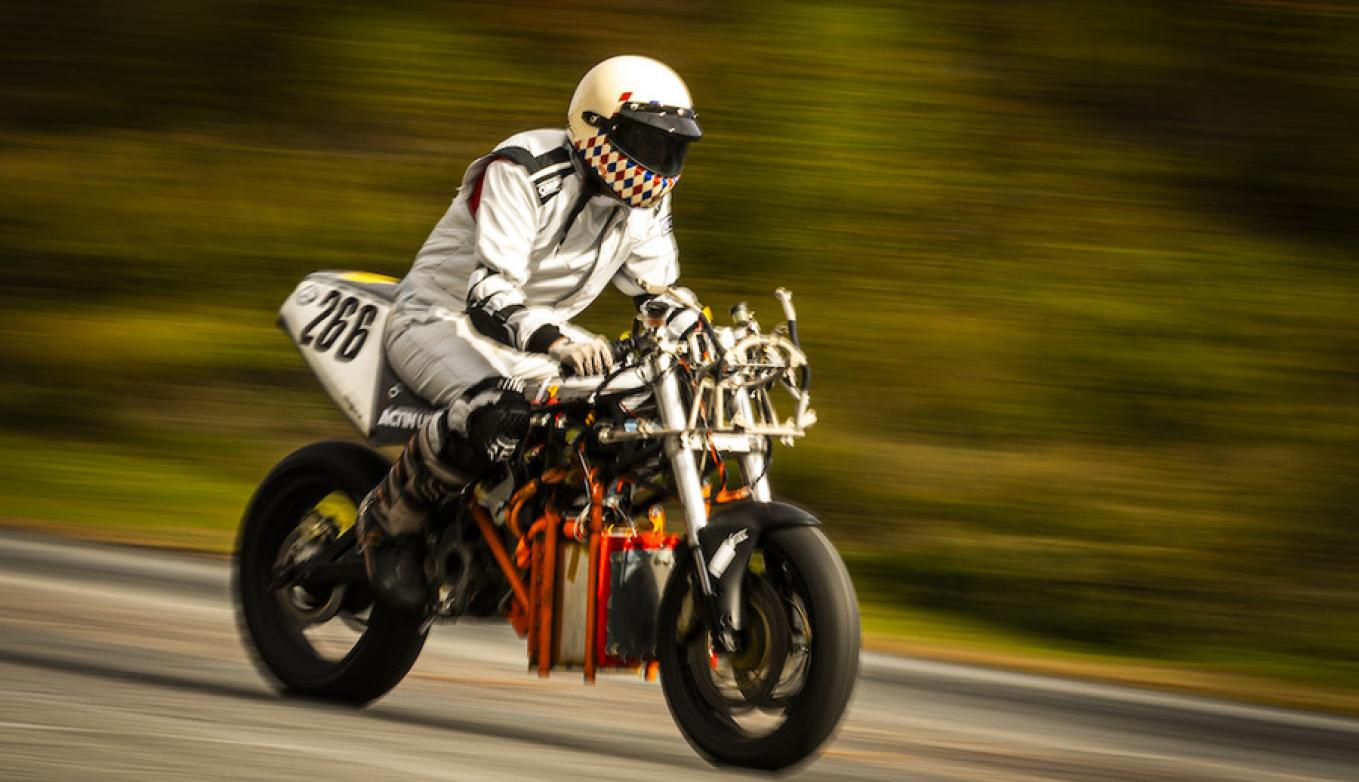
[{"x1": 356, "y1": 55, "x2": 703, "y2": 612}]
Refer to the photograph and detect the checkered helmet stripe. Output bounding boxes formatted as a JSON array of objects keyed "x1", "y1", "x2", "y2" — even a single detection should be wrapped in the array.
[{"x1": 574, "y1": 134, "x2": 678, "y2": 208}]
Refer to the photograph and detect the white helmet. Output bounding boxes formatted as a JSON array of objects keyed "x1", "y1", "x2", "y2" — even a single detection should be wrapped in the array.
[{"x1": 567, "y1": 55, "x2": 702, "y2": 209}]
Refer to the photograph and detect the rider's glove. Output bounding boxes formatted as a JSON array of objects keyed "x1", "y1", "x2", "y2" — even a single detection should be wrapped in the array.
[{"x1": 548, "y1": 336, "x2": 615, "y2": 376}]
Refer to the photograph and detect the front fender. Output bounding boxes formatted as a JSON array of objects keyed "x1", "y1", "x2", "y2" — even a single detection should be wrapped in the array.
[{"x1": 695, "y1": 500, "x2": 820, "y2": 633}]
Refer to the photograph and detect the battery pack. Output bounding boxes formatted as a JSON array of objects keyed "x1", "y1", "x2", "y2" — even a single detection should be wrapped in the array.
[
  {"x1": 599, "y1": 532, "x2": 678, "y2": 667},
  {"x1": 551, "y1": 531, "x2": 678, "y2": 670}
]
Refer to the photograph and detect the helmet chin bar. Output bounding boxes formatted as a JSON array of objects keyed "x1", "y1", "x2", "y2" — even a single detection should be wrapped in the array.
[{"x1": 574, "y1": 134, "x2": 678, "y2": 209}]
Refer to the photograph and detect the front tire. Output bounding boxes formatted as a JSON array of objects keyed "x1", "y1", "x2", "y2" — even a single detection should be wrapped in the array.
[
  {"x1": 235, "y1": 441, "x2": 427, "y2": 705},
  {"x1": 658, "y1": 525, "x2": 860, "y2": 770}
]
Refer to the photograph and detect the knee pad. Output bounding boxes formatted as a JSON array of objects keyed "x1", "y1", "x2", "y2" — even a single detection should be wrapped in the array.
[
  {"x1": 466, "y1": 390, "x2": 530, "y2": 463},
  {"x1": 441, "y1": 378, "x2": 530, "y2": 464}
]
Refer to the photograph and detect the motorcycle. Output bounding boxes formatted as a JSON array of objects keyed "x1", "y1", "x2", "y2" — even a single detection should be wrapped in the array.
[{"x1": 235, "y1": 271, "x2": 860, "y2": 770}]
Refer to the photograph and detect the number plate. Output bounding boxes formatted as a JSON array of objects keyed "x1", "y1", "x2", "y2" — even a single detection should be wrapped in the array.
[{"x1": 279, "y1": 272, "x2": 397, "y2": 435}]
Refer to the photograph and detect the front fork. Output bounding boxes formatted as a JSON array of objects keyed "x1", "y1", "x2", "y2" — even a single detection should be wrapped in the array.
[
  {"x1": 733, "y1": 388, "x2": 773, "y2": 503},
  {"x1": 654, "y1": 361, "x2": 769, "y2": 651}
]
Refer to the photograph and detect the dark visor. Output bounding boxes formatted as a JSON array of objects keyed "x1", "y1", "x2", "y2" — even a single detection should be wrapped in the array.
[{"x1": 608, "y1": 103, "x2": 702, "y2": 178}]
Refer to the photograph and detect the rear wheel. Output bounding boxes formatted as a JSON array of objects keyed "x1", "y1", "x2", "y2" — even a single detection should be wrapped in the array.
[
  {"x1": 235, "y1": 441, "x2": 427, "y2": 704},
  {"x1": 658, "y1": 525, "x2": 860, "y2": 770}
]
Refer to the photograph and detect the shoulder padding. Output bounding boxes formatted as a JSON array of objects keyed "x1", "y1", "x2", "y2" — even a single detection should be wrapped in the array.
[{"x1": 493, "y1": 145, "x2": 573, "y2": 177}]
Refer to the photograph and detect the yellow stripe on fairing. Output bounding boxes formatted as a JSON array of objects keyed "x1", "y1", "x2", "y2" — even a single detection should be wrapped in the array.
[{"x1": 340, "y1": 272, "x2": 398, "y2": 284}]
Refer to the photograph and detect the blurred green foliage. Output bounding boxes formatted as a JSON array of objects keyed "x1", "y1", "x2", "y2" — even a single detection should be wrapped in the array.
[{"x1": 2, "y1": 1, "x2": 1357, "y2": 688}]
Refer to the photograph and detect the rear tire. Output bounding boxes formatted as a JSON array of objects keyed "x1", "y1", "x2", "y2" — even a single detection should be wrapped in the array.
[
  {"x1": 235, "y1": 441, "x2": 427, "y2": 705},
  {"x1": 658, "y1": 525, "x2": 860, "y2": 770}
]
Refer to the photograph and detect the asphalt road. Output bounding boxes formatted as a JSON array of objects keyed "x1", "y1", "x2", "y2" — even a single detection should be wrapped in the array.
[{"x1": 0, "y1": 529, "x2": 1355, "y2": 781}]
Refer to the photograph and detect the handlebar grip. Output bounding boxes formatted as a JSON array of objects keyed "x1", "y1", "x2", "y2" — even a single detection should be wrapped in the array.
[
  {"x1": 558, "y1": 337, "x2": 635, "y2": 379},
  {"x1": 610, "y1": 336, "x2": 635, "y2": 363}
]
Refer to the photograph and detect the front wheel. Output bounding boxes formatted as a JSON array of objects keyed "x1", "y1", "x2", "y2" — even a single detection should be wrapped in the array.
[
  {"x1": 658, "y1": 525, "x2": 860, "y2": 770},
  {"x1": 235, "y1": 441, "x2": 427, "y2": 705}
]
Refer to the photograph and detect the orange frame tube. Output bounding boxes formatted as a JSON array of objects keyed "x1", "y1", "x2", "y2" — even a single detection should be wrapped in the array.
[
  {"x1": 583, "y1": 473, "x2": 604, "y2": 683},
  {"x1": 472, "y1": 468, "x2": 584, "y2": 678},
  {"x1": 536, "y1": 508, "x2": 560, "y2": 677},
  {"x1": 470, "y1": 505, "x2": 530, "y2": 617}
]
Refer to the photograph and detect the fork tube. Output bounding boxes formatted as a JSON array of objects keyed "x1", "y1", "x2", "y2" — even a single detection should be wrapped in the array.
[
  {"x1": 657, "y1": 368, "x2": 708, "y2": 539},
  {"x1": 733, "y1": 389, "x2": 772, "y2": 502},
  {"x1": 655, "y1": 362, "x2": 717, "y2": 600}
]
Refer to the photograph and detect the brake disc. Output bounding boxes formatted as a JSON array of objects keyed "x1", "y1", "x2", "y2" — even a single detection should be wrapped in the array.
[{"x1": 729, "y1": 575, "x2": 790, "y2": 706}]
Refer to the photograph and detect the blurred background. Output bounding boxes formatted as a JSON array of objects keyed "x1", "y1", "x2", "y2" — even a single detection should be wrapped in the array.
[{"x1": 2, "y1": 1, "x2": 1355, "y2": 699}]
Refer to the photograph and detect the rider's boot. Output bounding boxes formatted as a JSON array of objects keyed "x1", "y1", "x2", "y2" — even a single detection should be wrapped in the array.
[
  {"x1": 356, "y1": 381, "x2": 530, "y2": 614},
  {"x1": 356, "y1": 421, "x2": 483, "y2": 613}
]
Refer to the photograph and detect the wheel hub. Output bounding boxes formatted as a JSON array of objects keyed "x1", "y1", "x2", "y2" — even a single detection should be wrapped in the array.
[{"x1": 274, "y1": 512, "x2": 346, "y2": 625}]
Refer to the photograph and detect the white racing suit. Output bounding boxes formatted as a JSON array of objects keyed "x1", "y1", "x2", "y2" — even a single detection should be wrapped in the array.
[
  {"x1": 389, "y1": 127, "x2": 678, "y2": 412},
  {"x1": 368, "y1": 128, "x2": 681, "y2": 540}
]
